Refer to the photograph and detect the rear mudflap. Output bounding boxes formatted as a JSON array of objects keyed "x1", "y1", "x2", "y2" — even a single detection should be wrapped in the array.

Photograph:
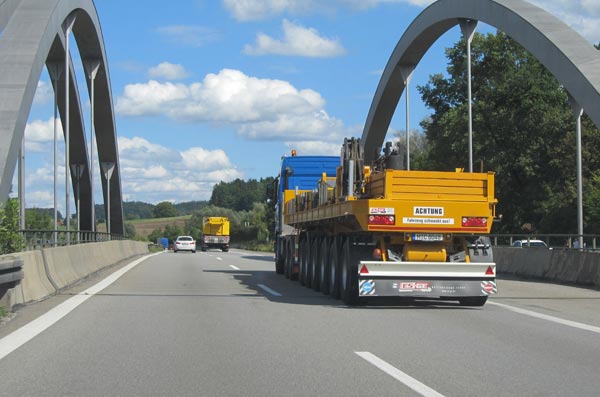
[
  {"x1": 356, "y1": 260, "x2": 497, "y2": 298},
  {"x1": 358, "y1": 278, "x2": 497, "y2": 298}
]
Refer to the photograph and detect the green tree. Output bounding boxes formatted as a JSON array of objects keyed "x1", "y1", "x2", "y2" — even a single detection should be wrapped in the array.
[
  {"x1": 417, "y1": 31, "x2": 600, "y2": 233},
  {"x1": 0, "y1": 199, "x2": 24, "y2": 254},
  {"x1": 25, "y1": 208, "x2": 53, "y2": 230},
  {"x1": 124, "y1": 222, "x2": 136, "y2": 239},
  {"x1": 153, "y1": 201, "x2": 178, "y2": 218}
]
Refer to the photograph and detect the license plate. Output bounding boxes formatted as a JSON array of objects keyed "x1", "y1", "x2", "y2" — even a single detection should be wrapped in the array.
[{"x1": 412, "y1": 233, "x2": 443, "y2": 242}]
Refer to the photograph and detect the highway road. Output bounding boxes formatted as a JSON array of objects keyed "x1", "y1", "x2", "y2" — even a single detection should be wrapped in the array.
[{"x1": 1, "y1": 249, "x2": 600, "y2": 396}]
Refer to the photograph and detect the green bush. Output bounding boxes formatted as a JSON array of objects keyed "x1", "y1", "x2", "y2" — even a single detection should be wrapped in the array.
[{"x1": 0, "y1": 198, "x2": 24, "y2": 254}]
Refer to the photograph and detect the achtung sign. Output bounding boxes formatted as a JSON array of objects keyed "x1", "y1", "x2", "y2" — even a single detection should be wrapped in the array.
[{"x1": 413, "y1": 207, "x2": 444, "y2": 216}]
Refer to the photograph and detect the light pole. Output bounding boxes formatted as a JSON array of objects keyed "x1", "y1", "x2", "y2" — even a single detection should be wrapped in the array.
[
  {"x1": 400, "y1": 65, "x2": 414, "y2": 170},
  {"x1": 85, "y1": 60, "x2": 101, "y2": 233},
  {"x1": 70, "y1": 163, "x2": 85, "y2": 242},
  {"x1": 101, "y1": 162, "x2": 115, "y2": 239},
  {"x1": 18, "y1": 139, "x2": 25, "y2": 231},
  {"x1": 63, "y1": 15, "x2": 76, "y2": 244},
  {"x1": 47, "y1": 62, "x2": 62, "y2": 246},
  {"x1": 569, "y1": 96, "x2": 584, "y2": 249},
  {"x1": 460, "y1": 19, "x2": 477, "y2": 172}
]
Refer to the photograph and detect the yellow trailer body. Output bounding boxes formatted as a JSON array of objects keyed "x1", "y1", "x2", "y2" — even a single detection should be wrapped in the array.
[{"x1": 201, "y1": 217, "x2": 230, "y2": 252}]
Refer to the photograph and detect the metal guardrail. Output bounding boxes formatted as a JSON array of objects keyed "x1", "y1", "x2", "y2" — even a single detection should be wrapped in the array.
[
  {"x1": 18, "y1": 229, "x2": 125, "y2": 251},
  {"x1": 490, "y1": 234, "x2": 600, "y2": 250},
  {"x1": 0, "y1": 256, "x2": 24, "y2": 287}
]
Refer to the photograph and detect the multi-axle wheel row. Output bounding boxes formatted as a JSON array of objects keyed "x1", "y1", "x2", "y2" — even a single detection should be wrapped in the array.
[{"x1": 280, "y1": 233, "x2": 370, "y2": 305}]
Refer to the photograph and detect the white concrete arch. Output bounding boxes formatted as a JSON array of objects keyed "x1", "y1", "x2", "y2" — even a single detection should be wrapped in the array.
[
  {"x1": 0, "y1": 0, "x2": 124, "y2": 234},
  {"x1": 361, "y1": 0, "x2": 600, "y2": 163}
]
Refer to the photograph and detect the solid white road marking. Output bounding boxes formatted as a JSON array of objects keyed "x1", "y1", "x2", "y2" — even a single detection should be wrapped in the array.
[
  {"x1": 229, "y1": 265, "x2": 240, "y2": 270},
  {"x1": 257, "y1": 284, "x2": 282, "y2": 297},
  {"x1": 0, "y1": 252, "x2": 162, "y2": 361},
  {"x1": 488, "y1": 301, "x2": 600, "y2": 334},
  {"x1": 355, "y1": 352, "x2": 445, "y2": 397},
  {"x1": 216, "y1": 257, "x2": 223, "y2": 261}
]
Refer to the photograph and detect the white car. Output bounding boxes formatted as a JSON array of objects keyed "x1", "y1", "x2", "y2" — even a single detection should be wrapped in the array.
[
  {"x1": 512, "y1": 239, "x2": 548, "y2": 248},
  {"x1": 174, "y1": 236, "x2": 196, "y2": 253}
]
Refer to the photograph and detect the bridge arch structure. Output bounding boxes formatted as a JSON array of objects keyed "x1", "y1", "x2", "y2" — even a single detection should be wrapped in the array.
[
  {"x1": 0, "y1": 0, "x2": 124, "y2": 234},
  {"x1": 362, "y1": 0, "x2": 600, "y2": 163}
]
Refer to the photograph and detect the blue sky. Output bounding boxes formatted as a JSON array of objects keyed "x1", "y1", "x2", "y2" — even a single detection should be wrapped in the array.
[{"x1": 20, "y1": 0, "x2": 600, "y2": 209}]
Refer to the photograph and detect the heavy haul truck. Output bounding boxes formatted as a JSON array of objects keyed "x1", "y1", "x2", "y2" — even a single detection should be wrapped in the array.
[{"x1": 272, "y1": 139, "x2": 498, "y2": 306}]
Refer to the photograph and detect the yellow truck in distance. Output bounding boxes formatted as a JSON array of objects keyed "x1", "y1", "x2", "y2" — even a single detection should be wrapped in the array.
[{"x1": 201, "y1": 217, "x2": 230, "y2": 252}]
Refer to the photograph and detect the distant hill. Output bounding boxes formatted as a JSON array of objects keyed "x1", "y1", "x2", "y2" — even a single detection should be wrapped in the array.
[{"x1": 94, "y1": 200, "x2": 209, "y2": 222}]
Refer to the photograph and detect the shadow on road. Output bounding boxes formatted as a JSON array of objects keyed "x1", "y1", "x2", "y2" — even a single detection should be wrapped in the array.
[
  {"x1": 240, "y1": 255, "x2": 275, "y2": 262},
  {"x1": 203, "y1": 269, "x2": 477, "y2": 310}
]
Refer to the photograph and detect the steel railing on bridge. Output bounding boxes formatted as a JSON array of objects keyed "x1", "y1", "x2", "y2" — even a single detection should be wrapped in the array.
[
  {"x1": 490, "y1": 234, "x2": 600, "y2": 250},
  {"x1": 18, "y1": 229, "x2": 125, "y2": 251}
]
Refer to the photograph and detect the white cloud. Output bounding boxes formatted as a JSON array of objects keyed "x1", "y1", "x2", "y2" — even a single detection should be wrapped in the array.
[
  {"x1": 117, "y1": 136, "x2": 243, "y2": 202},
  {"x1": 33, "y1": 80, "x2": 53, "y2": 105},
  {"x1": 24, "y1": 117, "x2": 62, "y2": 152},
  {"x1": 244, "y1": 19, "x2": 345, "y2": 57},
  {"x1": 116, "y1": 68, "x2": 344, "y2": 146},
  {"x1": 156, "y1": 25, "x2": 220, "y2": 47},
  {"x1": 222, "y1": 0, "x2": 433, "y2": 21},
  {"x1": 148, "y1": 62, "x2": 190, "y2": 80},
  {"x1": 530, "y1": 0, "x2": 600, "y2": 42}
]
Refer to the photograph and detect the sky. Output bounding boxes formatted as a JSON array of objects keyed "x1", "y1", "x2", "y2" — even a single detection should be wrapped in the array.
[{"x1": 19, "y1": 0, "x2": 600, "y2": 211}]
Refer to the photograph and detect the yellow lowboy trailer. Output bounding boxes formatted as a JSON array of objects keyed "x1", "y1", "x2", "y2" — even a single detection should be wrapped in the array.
[{"x1": 279, "y1": 139, "x2": 498, "y2": 306}]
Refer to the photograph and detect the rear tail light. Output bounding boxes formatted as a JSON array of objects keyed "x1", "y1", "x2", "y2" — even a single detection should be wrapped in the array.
[
  {"x1": 462, "y1": 217, "x2": 487, "y2": 227},
  {"x1": 368, "y1": 215, "x2": 395, "y2": 225}
]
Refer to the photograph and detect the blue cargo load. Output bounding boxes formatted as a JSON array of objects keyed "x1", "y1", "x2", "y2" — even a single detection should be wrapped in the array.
[{"x1": 278, "y1": 155, "x2": 339, "y2": 195}]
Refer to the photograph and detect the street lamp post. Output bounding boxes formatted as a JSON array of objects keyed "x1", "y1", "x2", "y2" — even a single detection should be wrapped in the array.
[
  {"x1": 399, "y1": 65, "x2": 415, "y2": 170},
  {"x1": 460, "y1": 19, "x2": 477, "y2": 173},
  {"x1": 101, "y1": 162, "x2": 115, "y2": 239},
  {"x1": 47, "y1": 62, "x2": 62, "y2": 246},
  {"x1": 85, "y1": 60, "x2": 101, "y2": 233},
  {"x1": 63, "y1": 15, "x2": 76, "y2": 245},
  {"x1": 569, "y1": 96, "x2": 584, "y2": 250},
  {"x1": 70, "y1": 163, "x2": 85, "y2": 243}
]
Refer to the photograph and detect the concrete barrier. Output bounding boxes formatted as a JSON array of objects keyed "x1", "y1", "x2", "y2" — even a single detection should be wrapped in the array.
[
  {"x1": 495, "y1": 247, "x2": 600, "y2": 287},
  {"x1": 0, "y1": 240, "x2": 149, "y2": 310}
]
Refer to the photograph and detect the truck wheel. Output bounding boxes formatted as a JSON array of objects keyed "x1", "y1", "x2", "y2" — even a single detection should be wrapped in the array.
[
  {"x1": 459, "y1": 296, "x2": 488, "y2": 306},
  {"x1": 201, "y1": 246, "x2": 207, "y2": 252},
  {"x1": 276, "y1": 249, "x2": 285, "y2": 274},
  {"x1": 319, "y1": 237, "x2": 330, "y2": 295},
  {"x1": 328, "y1": 237, "x2": 340, "y2": 299},
  {"x1": 298, "y1": 238, "x2": 307, "y2": 285},
  {"x1": 283, "y1": 240, "x2": 291, "y2": 279},
  {"x1": 340, "y1": 238, "x2": 358, "y2": 305},
  {"x1": 311, "y1": 236, "x2": 321, "y2": 292},
  {"x1": 305, "y1": 237, "x2": 314, "y2": 288}
]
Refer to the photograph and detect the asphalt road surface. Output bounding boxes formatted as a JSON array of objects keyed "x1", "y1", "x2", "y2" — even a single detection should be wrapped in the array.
[{"x1": 1, "y1": 249, "x2": 600, "y2": 396}]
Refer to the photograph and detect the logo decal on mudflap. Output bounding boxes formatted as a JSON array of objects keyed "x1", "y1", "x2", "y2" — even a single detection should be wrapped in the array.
[
  {"x1": 359, "y1": 280, "x2": 376, "y2": 296},
  {"x1": 481, "y1": 281, "x2": 497, "y2": 295}
]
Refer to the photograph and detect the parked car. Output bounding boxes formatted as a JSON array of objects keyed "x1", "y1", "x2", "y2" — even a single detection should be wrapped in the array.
[
  {"x1": 174, "y1": 236, "x2": 196, "y2": 253},
  {"x1": 512, "y1": 239, "x2": 548, "y2": 248}
]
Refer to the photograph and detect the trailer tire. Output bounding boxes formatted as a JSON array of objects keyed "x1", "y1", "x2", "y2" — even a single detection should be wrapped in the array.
[
  {"x1": 276, "y1": 242, "x2": 285, "y2": 274},
  {"x1": 459, "y1": 296, "x2": 488, "y2": 307},
  {"x1": 305, "y1": 236, "x2": 314, "y2": 289},
  {"x1": 340, "y1": 238, "x2": 358, "y2": 305},
  {"x1": 328, "y1": 237, "x2": 340, "y2": 299},
  {"x1": 319, "y1": 237, "x2": 330, "y2": 295},
  {"x1": 299, "y1": 237, "x2": 307, "y2": 286},
  {"x1": 283, "y1": 240, "x2": 290, "y2": 278},
  {"x1": 311, "y1": 236, "x2": 321, "y2": 292}
]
